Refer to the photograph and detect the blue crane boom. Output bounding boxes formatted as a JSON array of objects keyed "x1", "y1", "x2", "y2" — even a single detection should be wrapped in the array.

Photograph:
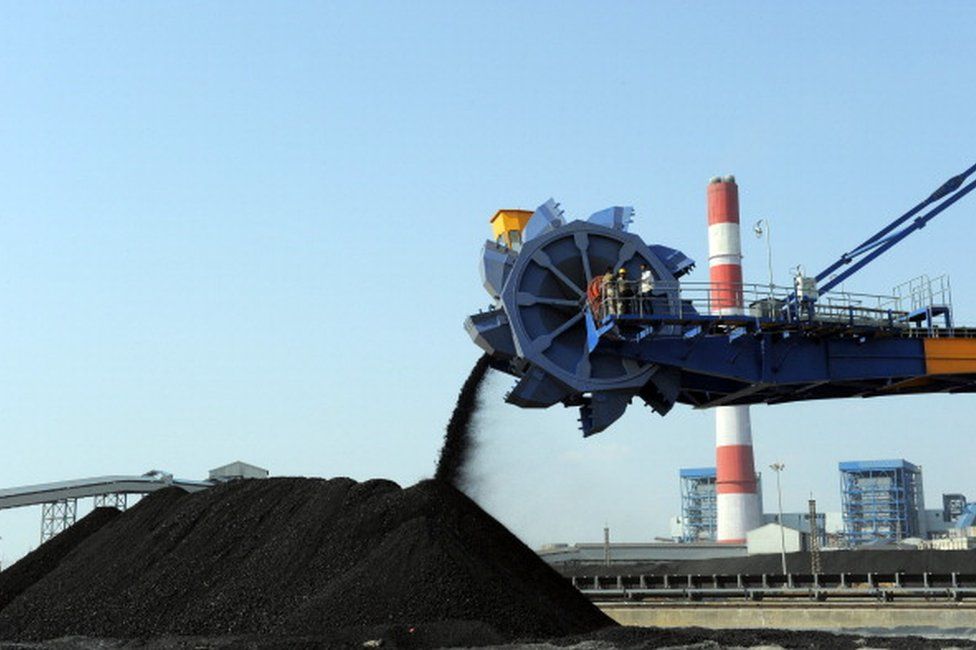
[{"x1": 815, "y1": 163, "x2": 976, "y2": 295}]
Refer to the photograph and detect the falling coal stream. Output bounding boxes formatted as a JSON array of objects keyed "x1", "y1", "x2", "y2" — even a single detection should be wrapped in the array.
[{"x1": 435, "y1": 353, "x2": 492, "y2": 487}]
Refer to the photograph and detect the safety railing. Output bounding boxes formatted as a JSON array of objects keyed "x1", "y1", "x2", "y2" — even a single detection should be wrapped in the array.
[
  {"x1": 678, "y1": 282, "x2": 910, "y2": 327},
  {"x1": 590, "y1": 278, "x2": 959, "y2": 336},
  {"x1": 592, "y1": 279, "x2": 674, "y2": 321},
  {"x1": 887, "y1": 274, "x2": 957, "y2": 336},
  {"x1": 570, "y1": 571, "x2": 976, "y2": 602},
  {"x1": 893, "y1": 274, "x2": 952, "y2": 314}
]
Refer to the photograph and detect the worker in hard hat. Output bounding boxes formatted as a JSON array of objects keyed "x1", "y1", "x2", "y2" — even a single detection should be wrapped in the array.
[
  {"x1": 615, "y1": 267, "x2": 632, "y2": 315},
  {"x1": 602, "y1": 267, "x2": 617, "y2": 318},
  {"x1": 639, "y1": 263, "x2": 655, "y2": 316}
]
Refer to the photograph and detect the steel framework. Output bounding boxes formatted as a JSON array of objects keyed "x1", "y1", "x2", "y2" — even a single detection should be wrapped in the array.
[
  {"x1": 40, "y1": 498, "x2": 77, "y2": 542},
  {"x1": 839, "y1": 460, "x2": 924, "y2": 545},
  {"x1": 93, "y1": 492, "x2": 128, "y2": 510},
  {"x1": 808, "y1": 498, "x2": 822, "y2": 574},
  {"x1": 680, "y1": 467, "x2": 717, "y2": 542}
]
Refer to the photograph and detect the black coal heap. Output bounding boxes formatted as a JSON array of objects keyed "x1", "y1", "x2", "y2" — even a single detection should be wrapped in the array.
[{"x1": 0, "y1": 477, "x2": 611, "y2": 642}]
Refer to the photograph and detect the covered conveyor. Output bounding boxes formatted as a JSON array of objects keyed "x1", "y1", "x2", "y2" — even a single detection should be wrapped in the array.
[{"x1": 0, "y1": 473, "x2": 212, "y2": 511}]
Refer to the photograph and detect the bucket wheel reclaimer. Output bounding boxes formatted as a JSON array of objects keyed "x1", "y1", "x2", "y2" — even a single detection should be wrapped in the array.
[
  {"x1": 464, "y1": 200, "x2": 695, "y2": 435},
  {"x1": 466, "y1": 168, "x2": 976, "y2": 437}
]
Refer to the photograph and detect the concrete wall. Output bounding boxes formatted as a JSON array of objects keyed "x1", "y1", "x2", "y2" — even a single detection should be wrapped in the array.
[
  {"x1": 601, "y1": 603, "x2": 976, "y2": 633},
  {"x1": 538, "y1": 542, "x2": 747, "y2": 565}
]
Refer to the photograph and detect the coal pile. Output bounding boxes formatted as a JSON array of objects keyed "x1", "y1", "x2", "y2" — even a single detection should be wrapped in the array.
[
  {"x1": 0, "y1": 507, "x2": 120, "y2": 612},
  {"x1": 0, "y1": 477, "x2": 612, "y2": 643}
]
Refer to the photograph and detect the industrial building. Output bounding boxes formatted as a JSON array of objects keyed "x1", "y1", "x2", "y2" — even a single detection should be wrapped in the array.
[
  {"x1": 839, "y1": 459, "x2": 925, "y2": 544},
  {"x1": 209, "y1": 461, "x2": 269, "y2": 482},
  {"x1": 676, "y1": 458, "x2": 976, "y2": 549},
  {"x1": 944, "y1": 493, "x2": 968, "y2": 521},
  {"x1": 678, "y1": 467, "x2": 717, "y2": 542},
  {"x1": 677, "y1": 466, "x2": 835, "y2": 545},
  {"x1": 746, "y1": 523, "x2": 809, "y2": 555},
  {"x1": 548, "y1": 456, "x2": 975, "y2": 565}
]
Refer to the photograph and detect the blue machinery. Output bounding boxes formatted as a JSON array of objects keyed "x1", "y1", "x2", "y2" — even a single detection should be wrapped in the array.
[{"x1": 465, "y1": 164, "x2": 976, "y2": 435}]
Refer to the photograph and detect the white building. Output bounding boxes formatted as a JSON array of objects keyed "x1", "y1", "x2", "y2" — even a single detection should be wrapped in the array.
[
  {"x1": 746, "y1": 523, "x2": 808, "y2": 555},
  {"x1": 208, "y1": 461, "x2": 269, "y2": 481}
]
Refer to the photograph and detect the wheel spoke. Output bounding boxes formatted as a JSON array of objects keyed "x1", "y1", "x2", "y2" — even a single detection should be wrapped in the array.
[
  {"x1": 517, "y1": 292, "x2": 580, "y2": 308},
  {"x1": 550, "y1": 310, "x2": 584, "y2": 339},
  {"x1": 615, "y1": 242, "x2": 637, "y2": 269},
  {"x1": 576, "y1": 341, "x2": 592, "y2": 378},
  {"x1": 532, "y1": 250, "x2": 584, "y2": 297},
  {"x1": 574, "y1": 232, "x2": 593, "y2": 285},
  {"x1": 530, "y1": 310, "x2": 585, "y2": 352}
]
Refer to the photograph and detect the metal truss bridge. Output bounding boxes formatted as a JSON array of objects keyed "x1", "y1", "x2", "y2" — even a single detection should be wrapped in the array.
[{"x1": 0, "y1": 471, "x2": 212, "y2": 542}]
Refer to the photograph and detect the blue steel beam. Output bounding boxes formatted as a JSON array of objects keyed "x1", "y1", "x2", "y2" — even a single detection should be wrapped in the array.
[
  {"x1": 819, "y1": 175, "x2": 976, "y2": 295},
  {"x1": 814, "y1": 162, "x2": 976, "y2": 287},
  {"x1": 618, "y1": 335, "x2": 927, "y2": 387},
  {"x1": 600, "y1": 327, "x2": 976, "y2": 409}
]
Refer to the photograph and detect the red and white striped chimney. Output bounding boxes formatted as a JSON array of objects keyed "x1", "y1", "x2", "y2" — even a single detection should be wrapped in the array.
[{"x1": 707, "y1": 176, "x2": 763, "y2": 543}]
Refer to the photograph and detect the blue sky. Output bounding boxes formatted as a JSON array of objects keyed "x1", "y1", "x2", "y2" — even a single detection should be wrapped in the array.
[{"x1": 1, "y1": 2, "x2": 975, "y2": 563}]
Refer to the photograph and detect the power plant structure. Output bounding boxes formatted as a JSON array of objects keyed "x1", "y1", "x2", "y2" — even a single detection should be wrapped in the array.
[
  {"x1": 839, "y1": 459, "x2": 925, "y2": 544},
  {"x1": 466, "y1": 162, "x2": 976, "y2": 561},
  {"x1": 673, "y1": 458, "x2": 976, "y2": 550},
  {"x1": 678, "y1": 467, "x2": 717, "y2": 542},
  {"x1": 677, "y1": 466, "x2": 834, "y2": 547}
]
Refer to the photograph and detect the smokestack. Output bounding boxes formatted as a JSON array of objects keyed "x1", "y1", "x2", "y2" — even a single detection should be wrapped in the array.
[{"x1": 707, "y1": 176, "x2": 763, "y2": 543}]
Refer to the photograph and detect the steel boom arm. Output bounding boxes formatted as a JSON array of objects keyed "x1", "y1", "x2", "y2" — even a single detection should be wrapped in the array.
[{"x1": 814, "y1": 162, "x2": 976, "y2": 296}]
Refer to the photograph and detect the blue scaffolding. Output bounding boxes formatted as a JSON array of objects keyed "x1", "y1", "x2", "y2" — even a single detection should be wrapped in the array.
[
  {"x1": 680, "y1": 467, "x2": 717, "y2": 542},
  {"x1": 839, "y1": 459, "x2": 924, "y2": 545}
]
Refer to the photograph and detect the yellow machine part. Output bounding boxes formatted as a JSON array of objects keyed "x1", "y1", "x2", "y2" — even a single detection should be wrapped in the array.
[
  {"x1": 924, "y1": 338, "x2": 976, "y2": 374},
  {"x1": 490, "y1": 209, "x2": 533, "y2": 249}
]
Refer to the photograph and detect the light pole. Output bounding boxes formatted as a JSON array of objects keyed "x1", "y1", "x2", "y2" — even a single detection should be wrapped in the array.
[
  {"x1": 753, "y1": 219, "x2": 775, "y2": 298},
  {"x1": 769, "y1": 462, "x2": 788, "y2": 575}
]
